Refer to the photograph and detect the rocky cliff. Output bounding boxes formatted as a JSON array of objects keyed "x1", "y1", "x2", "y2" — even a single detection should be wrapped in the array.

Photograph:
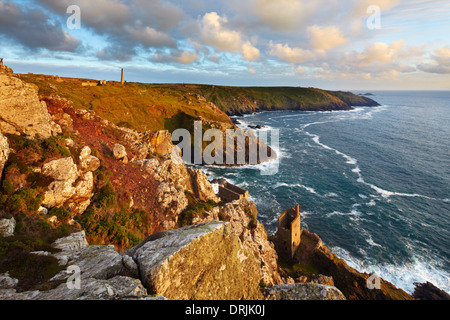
[
  {"x1": 289, "y1": 229, "x2": 413, "y2": 300},
  {"x1": 0, "y1": 65, "x2": 413, "y2": 301},
  {"x1": 0, "y1": 223, "x2": 346, "y2": 300}
]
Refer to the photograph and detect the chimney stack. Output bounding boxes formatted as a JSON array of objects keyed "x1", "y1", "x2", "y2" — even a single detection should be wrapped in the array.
[
  {"x1": 121, "y1": 68, "x2": 124, "y2": 85},
  {"x1": 295, "y1": 204, "x2": 300, "y2": 217}
]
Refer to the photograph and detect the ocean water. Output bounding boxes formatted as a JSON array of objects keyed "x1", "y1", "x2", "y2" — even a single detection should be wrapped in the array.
[{"x1": 205, "y1": 91, "x2": 450, "y2": 295}]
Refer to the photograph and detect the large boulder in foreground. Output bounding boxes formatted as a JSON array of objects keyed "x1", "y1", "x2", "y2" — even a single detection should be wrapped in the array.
[
  {"x1": 0, "y1": 73, "x2": 59, "y2": 138},
  {"x1": 128, "y1": 221, "x2": 263, "y2": 300}
]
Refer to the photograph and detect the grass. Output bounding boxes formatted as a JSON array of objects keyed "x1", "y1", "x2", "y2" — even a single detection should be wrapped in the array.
[
  {"x1": 21, "y1": 73, "x2": 378, "y2": 136},
  {"x1": 21, "y1": 75, "x2": 232, "y2": 133}
]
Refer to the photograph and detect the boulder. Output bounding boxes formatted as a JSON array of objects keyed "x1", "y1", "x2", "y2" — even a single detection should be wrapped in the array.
[
  {"x1": 41, "y1": 155, "x2": 96, "y2": 215},
  {"x1": 193, "y1": 199, "x2": 283, "y2": 287},
  {"x1": 0, "y1": 272, "x2": 18, "y2": 289},
  {"x1": 0, "y1": 217, "x2": 15, "y2": 237},
  {"x1": 113, "y1": 144, "x2": 127, "y2": 160},
  {"x1": 147, "y1": 130, "x2": 175, "y2": 155},
  {"x1": 52, "y1": 231, "x2": 89, "y2": 252},
  {"x1": 51, "y1": 245, "x2": 129, "y2": 281},
  {"x1": 79, "y1": 146, "x2": 100, "y2": 172},
  {"x1": 0, "y1": 74, "x2": 56, "y2": 138},
  {"x1": 155, "y1": 182, "x2": 188, "y2": 229},
  {"x1": 0, "y1": 132, "x2": 9, "y2": 180},
  {"x1": 262, "y1": 283, "x2": 346, "y2": 300},
  {"x1": 0, "y1": 276, "x2": 148, "y2": 300},
  {"x1": 42, "y1": 157, "x2": 78, "y2": 182},
  {"x1": 51, "y1": 230, "x2": 89, "y2": 265},
  {"x1": 129, "y1": 221, "x2": 263, "y2": 300}
]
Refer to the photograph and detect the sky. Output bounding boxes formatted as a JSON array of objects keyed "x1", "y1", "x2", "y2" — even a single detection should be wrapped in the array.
[{"x1": 0, "y1": 0, "x2": 449, "y2": 90}]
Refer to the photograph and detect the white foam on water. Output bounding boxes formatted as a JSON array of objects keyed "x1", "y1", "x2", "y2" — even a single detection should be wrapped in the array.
[
  {"x1": 325, "y1": 192, "x2": 339, "y2": 197},
  {"x1": 211, "y1": 183, "x2": 219, "y2": 194},
  {"x1": 326, "y1": 209, "x2": 362, "y2": 218},
  {"x1": 273, "y1": 182, "x2": 319, "y2": 195},
  {"x1": 331, "y1": 246, "x2": 450, "y2": 295}
]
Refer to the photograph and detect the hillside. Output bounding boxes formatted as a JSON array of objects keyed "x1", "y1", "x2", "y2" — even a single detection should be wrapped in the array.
[{"x1": 20, "y1": 74, "x2": 379, "y2": 133}]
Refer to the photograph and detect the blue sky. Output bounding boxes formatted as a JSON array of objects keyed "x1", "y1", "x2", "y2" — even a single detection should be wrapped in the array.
[{"x1": 1, "y1": 0, "x2": 449, "y2": 90}]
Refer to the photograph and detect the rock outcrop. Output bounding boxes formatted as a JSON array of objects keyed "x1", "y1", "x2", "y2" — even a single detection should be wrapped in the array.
[
  {"x1": 0, "y1": 217, "x2": 15, "y2": 237},
  {"x1": 413, "y1": 282, "x2": 450, "y2": 300},
  {"x1": 122, "y1": 130, "x2": 176, "y2": 160},
  {"x1": 128, "y1": 221, "x2": 264, "y2": 300},
  {"x1": 0, "y1": 132, "x2": 9, "y2": 180},
  {"x1": 41, "y1": 147, "x2": 100, "y2": 215},
  {"x1": 0, "y1": 73, "x2": 60, "y2": 138},
  {"x1": 0, "y1": 231, "x2": 152, "y2": 300},
  {"x1": 0, "y1": 275, "x2": 149, "y2": 300},
  {"x1": 263, "y1": 283, "x2": 346, "y2": 300},
  {"x1": 292, "y1": 229, "x2": 413, "y2": 300},
  {"x1": 0, "y1": 272, "x2": 18, "y2": 289},
  {"x1": 193, "y1": 199, "x2": 284, "y2": 287},
  {"x1": 187, "y1": 167, "x2": 220, "y2": 202}
]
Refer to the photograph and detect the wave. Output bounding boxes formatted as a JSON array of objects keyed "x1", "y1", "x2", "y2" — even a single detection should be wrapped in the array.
[
  {"x1": 273, "y1": 182, "x2": 318, "y2": 195},
  {"x1": 325, "y1": 192, "x2": 338, "y2": 197},
  {"x1": 331, "y1": 246, "x2": 450, "y2": 295},
  {"x1": 303, "y1": 117, "x2": 447, "y2": 203},
  {"x1": 326, "y1": 208, "x2": 362, "y2": 218}
]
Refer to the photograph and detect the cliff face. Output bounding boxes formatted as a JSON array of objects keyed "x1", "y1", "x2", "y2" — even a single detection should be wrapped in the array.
[{"x1": 291, "y1": 229, "x2": 413, "y2": 300}]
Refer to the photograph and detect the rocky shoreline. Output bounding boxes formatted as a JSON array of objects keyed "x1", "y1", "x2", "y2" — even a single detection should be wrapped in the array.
[{"x1": 0, "y1": 65, "x2": 445, "y2": 300}]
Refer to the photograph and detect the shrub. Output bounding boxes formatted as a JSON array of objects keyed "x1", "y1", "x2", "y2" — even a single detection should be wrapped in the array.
[
  {"x1": 48, "y1": 207, "x2": 71, "y2": 221},
  {"x1": 2, "y1": 179, "x2": 15, "y2": 195},
  {"x1": 94, "y1": 182, "x2": 116, "y2": 208},
  {"x1": 42, "y1": 136, "x2": 71, "y2": 158}
]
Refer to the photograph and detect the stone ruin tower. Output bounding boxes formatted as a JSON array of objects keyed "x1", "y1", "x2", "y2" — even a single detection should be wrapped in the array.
[{"x1": 275, "y1": 204, "x2": 301, "y2": 260}]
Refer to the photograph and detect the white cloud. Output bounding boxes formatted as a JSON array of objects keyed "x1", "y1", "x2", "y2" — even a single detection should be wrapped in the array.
[
  {"x1": 241, "y1": 41, "x2": 260, "y2": 61},
  {"x1": 199, "y1": 12, "x2": 242, "y2": 52},
  {"x1": 342, "y1": 40, "x2": 422, "y2": 69},
  {"x1": 307, "y1": 25, "x2": 348, "y2": 51},
  {"x1": 267, "y1": 41, "x2": 317, "y2": 63}
]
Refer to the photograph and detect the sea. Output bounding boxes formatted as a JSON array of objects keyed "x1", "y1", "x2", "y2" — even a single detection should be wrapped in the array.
[{"x1": 204, "y1": 91, "x2": 450, "y2": 295}]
